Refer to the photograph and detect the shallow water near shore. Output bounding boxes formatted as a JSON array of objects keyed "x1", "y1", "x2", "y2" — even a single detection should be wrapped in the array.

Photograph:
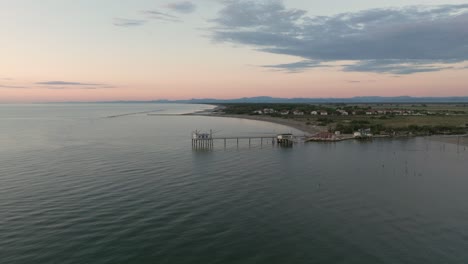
[{"x1": 1, "y1": 104, "x2": 468, "y2": 264}]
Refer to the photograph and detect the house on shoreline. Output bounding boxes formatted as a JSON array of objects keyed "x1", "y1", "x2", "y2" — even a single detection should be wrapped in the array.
[{"x1": 354, "y1": 128, "x2": 373, "y2": 138}]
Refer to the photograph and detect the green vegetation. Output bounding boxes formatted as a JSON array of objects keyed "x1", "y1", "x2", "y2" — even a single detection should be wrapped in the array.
[
  {"x1": 222, "y1": 103, "x2": 333, "y2": 115},
  {"x1": 220, "y1": 103, "x2": 468, "y2": 136}
]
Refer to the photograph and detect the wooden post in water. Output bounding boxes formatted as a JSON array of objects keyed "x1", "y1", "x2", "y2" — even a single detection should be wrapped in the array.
[{"x1": 210, "y1": 129, "x2": 213, "y2": 149}]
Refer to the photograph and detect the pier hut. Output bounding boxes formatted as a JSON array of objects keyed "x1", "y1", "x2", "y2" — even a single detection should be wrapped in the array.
[
  {"x1": 277, "y1": 133, "x2": 294, "y2": 145},
  {"x1": 192, "y1": 130, "x2": 213, "y2": 149}
]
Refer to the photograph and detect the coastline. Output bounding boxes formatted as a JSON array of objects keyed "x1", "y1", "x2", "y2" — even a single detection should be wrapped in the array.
[
  {"x1": 188, "y1": 110, "x2": 325, "y2": 135},
  {"x1": 186, "y1": 106, "x2": 468, "y2": 145},
  {"x1": 214, "y1": 114, "x2": 326, "y2": 135}
]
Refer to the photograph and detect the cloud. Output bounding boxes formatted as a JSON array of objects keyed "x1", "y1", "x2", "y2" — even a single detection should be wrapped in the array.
[
  {"x1": 166, "y1": 1, "x2": 196, "y2": 14},
  {"x1": 0, "y1": 84, "x2": 27, "y2": 89},
  {"x1": 346, "y1": 79, "x2": 376, "y2": 83},
  {"x1": 36, "y1": 81, "x2": 114, "y2": 90},
  {"x1": 36, "y1": 81, "x2": 102, "y2": 86},
  {"x1": 113, "y1": 18, "x2": 147, "y2": 27},
  {"x1": 262, "y1": 60, "x2": 327, "y2": 72},
  {"x1": 143, "y1": 10, "x2": 181, "y2": 22},
  {"x1": 212, "y1": 0, "x2": 306, "y2": 32},
  {"x1": 345, "y1": 79, "x2": 376, "y2": 83},
  {"x1": 44, "y1": 86, "x2": 114, "y2": 90},
  {"x1": 45, "y1": 86, "x2": 105, "y2": 90},
  {"x1": 210, "y1": 1, "x2": 468, "y2": 74},
  {"x1": 343, "y1": 60, "x2": 454, "y2": 74},
  {"x1": 1, "y1": 81, "x2": 114, "y2": 90},
  {"x1": 116, "y1": 2, "x2": 195, "y2": 26}
]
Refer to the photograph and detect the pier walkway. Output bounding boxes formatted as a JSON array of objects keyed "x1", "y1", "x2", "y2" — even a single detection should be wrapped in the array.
[{"x1": 191, "y1": 130, "x2": 305, "y2": 149}]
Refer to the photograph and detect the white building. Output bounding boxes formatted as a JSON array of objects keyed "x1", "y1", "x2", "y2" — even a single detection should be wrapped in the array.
[{"x1": 337, "y1": 110, "x2": 349, "y2": 116}]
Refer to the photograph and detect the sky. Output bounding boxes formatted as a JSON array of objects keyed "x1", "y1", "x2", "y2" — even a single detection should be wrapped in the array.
[{"x1": 1, "y1": 0, "x2": 468, "y2": 102}]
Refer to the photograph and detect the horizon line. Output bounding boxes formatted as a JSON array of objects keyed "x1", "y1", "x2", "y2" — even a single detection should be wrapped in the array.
[{"x1": 3, "y1": 95, "x2": 468, "y2": 104}]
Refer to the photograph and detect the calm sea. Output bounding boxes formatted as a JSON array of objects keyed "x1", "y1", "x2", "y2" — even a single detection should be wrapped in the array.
[{"x1": 1, "y1": 103, "x2": 467, "y2": 264}]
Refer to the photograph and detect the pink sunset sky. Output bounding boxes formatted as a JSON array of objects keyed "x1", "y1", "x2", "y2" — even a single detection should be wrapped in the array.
[{"x1": 1, "y1": 0, "x2": 468, "y2": 102}]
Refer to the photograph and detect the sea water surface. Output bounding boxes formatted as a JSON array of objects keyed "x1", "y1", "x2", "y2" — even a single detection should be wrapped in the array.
[{"x1": 1, "y1": 103, "x2": 468, "y2": 264}]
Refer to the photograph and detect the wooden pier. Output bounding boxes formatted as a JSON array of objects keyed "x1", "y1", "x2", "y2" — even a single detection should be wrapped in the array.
[{"x1": 192, "y1": 130, "x2": 299, "y2": 149}]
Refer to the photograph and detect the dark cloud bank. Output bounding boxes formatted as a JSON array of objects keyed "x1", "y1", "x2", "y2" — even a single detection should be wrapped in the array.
[{"x1": 210, "y1": 0, "x2": 468, "y2": 74}]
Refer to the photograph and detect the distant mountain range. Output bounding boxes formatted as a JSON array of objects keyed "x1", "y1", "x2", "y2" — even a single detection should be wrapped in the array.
[{"x1": 104, "y1": 96, "x2": 468, "y2": 104}]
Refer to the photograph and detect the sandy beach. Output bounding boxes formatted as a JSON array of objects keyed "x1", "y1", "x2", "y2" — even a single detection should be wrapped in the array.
[{"x1": 189, "y1": 110, "x2": 325, "y2": 135}]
